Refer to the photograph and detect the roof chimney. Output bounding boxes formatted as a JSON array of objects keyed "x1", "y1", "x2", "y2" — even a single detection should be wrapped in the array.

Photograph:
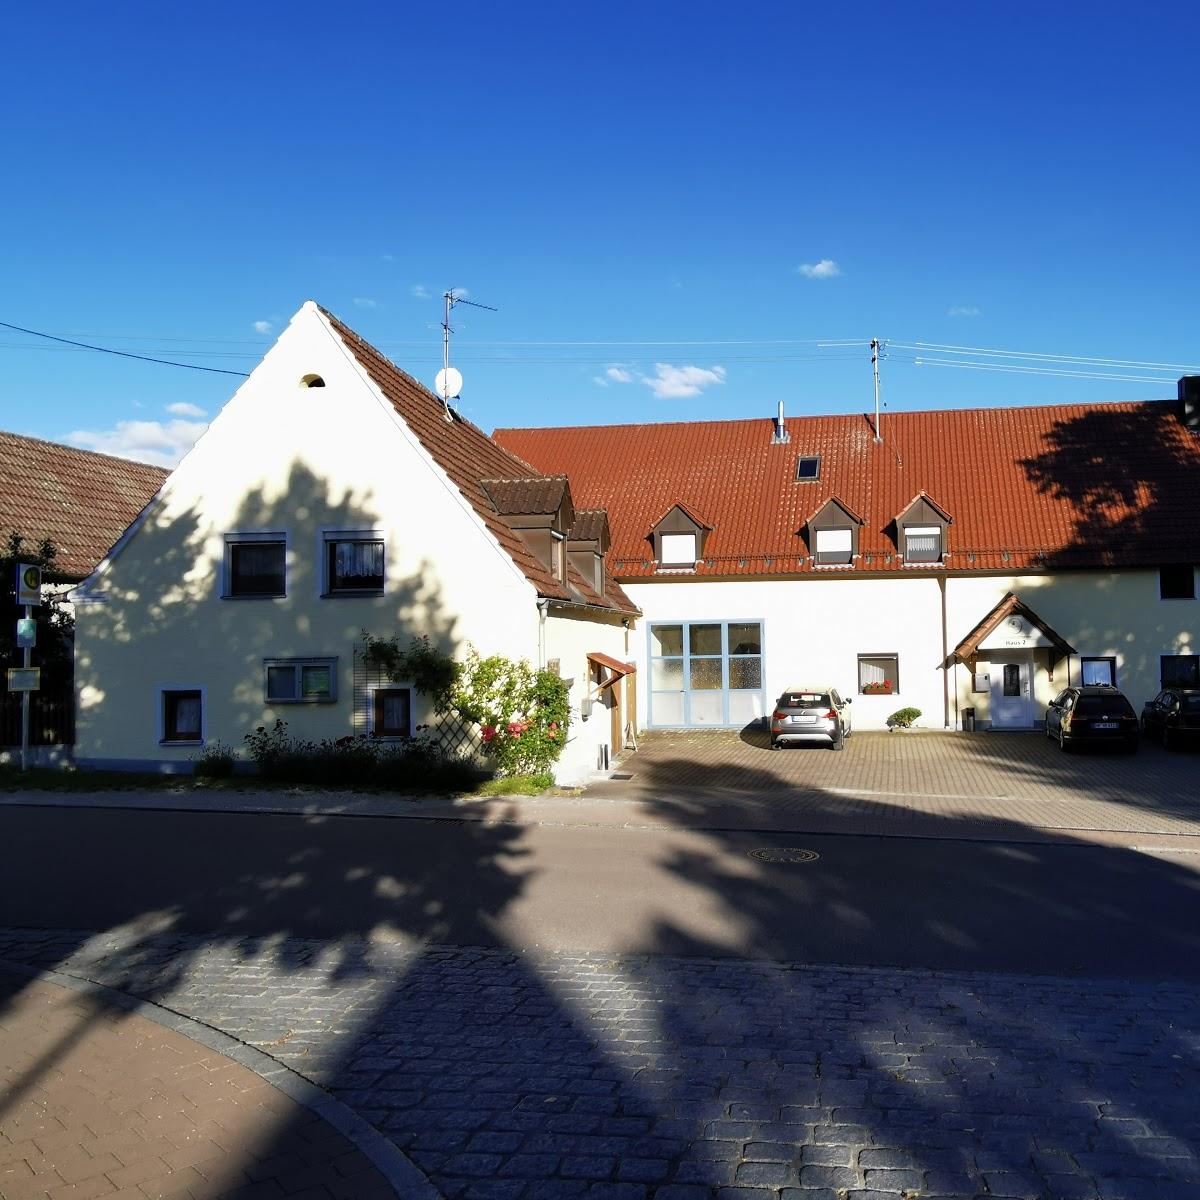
[
  {"x1": 772, "y1": 400, "x2": 790, "y2": 444},
  {"x1": 1180, "y1": 376, "x2": 1200, "y2": 434}
]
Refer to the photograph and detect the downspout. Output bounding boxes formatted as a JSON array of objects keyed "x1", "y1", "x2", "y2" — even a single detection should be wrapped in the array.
[{"x1": 939, "y1": 575, "x2": 950, "y2": 729}]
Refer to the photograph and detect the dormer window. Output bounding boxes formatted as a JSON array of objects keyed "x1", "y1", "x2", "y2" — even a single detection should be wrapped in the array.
[
  {"x1": 481, "y1": 475, "x2": 575, "y2": 584},
  {"x1": 904, "y1": 526, "x2": 943, "y2": 563},
  {"x1": 814, "y1": 527, "x2": 853, "y2": 565},
  {"x1": 651, "y1": 502, "x2": 712, "y2": 571},
  {"x1": 803, "y1": 496, "x2": 863, "y2": 568},
  {"x1": 896, "y1": 492, "x2": 953, "y2": 566},
  {"x1": 661, "y1": 532, "x2": 698, "y2": 565}
]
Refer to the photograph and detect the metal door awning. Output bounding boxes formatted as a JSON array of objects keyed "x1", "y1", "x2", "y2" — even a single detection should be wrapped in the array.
[{"x1": 587, "y1": 652, "x2": 636, "y2": 690}]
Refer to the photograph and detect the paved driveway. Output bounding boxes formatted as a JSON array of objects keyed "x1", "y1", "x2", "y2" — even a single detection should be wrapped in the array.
[{"x1": 583, "y1": 729, "x2": 1200, "y2": 840}]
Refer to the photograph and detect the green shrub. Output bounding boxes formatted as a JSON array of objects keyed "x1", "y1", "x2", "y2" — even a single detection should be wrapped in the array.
[
  {"x1": 193, "y1": 741, "x2": 236, "y2": 779},
  {"x1": 887, "y1": 707, "x2": 922, "y2": 729}
]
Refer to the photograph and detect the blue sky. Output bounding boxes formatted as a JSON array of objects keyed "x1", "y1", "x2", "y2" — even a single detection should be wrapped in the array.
[{"x1": 3, "y1": 2, "x2": 1198, "y2": 465}]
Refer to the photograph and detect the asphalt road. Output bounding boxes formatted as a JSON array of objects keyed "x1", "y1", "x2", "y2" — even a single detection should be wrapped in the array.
[{"x1": 3, "y1": 804, "x2": 1199, "y2": 979}]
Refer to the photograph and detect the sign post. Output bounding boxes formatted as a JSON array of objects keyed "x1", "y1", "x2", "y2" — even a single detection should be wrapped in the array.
[{"x1": 14, "y1": 564, "x2": 42, "y2": 773}]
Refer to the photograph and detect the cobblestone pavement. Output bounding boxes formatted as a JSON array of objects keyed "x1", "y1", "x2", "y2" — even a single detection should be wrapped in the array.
[
  {"x1": 582, "y1": 731, "x2": 1200, "y2": 839},
  {"x1": 2, "y1": 928, "x2": 1198, "y2": 1200},
  {"x1": 0, "y1": 967, "x2": 394, "y2": 1200}
]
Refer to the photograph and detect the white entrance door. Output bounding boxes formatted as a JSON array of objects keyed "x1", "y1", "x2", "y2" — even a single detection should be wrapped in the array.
[{"x1": 990, "y1": 654, "x2": 1033, "y2": 728}]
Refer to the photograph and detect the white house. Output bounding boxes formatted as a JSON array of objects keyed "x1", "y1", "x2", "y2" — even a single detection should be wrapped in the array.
[
  {"x1": 71, "y1": 302, "x2": 638, "y2": 782},
  {"x1": 495, "y1": 383, "x2": 1200, "y2": 733}
]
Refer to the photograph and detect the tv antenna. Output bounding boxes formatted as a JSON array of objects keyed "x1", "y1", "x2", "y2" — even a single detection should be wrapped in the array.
[{"x1": 437, "y1": 289, "x2": 498, "y2": 422}]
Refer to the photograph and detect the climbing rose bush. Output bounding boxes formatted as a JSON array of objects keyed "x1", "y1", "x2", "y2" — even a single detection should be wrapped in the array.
[{"x1": 448, "y1": 651, "x2": 570, "y2": 776}]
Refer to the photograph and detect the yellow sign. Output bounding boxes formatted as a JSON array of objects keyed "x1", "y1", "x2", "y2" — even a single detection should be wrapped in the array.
[{"x1": 17, "y1": 563, "x2": 41, "y2": 607}]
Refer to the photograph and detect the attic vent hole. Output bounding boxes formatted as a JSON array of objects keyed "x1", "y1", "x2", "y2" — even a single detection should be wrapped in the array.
[
  {"x1": 301, "y1": 374, "x2": 326, "y2": 388},
  {"x1": 795, "y1": 455, "x2": 821, "y2": 481}
]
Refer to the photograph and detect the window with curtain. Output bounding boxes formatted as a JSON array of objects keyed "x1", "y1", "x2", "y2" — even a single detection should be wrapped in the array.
[
  {"x1": 326, "y1": 537, "x2": 385, "y2": 593},
  {"x1": 1081, "y1": 657, "x2": 1117, "y2": 687},
  {"x1": 162, "y1": 690, "x2": 202, "y2": 742},
  {"x1": 372, "y1": 688, "x2": 412, "y2": 737},
  {"x1": 904, "y1": 525, "x2": 943, "y2": 563},
  {"x1": 227, "y1": 540, "x2": 285, "y2": 596},
  {"x1": 858, "y1": 654, "x2": 899, "y2": 694}
]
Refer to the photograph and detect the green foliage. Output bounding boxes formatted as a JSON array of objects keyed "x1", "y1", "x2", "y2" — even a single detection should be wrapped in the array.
[
  {"x1": 1, "y1": 532, "x2": 74, "y2": 688},
  {"x1": 476, "y1": 773, "x2": 555, "y2": 797},
  {"x1": 192, "y1": 741, "x2": 236, "y2": 779},
  {"x1": 446, "y1": 650, "x2": 570, "y2": 776},
  {"x1": 362, "y1": 633, "x2": 459, "y2": 707},
  {"x1": 887, "y1": 707, "x2": 922, "y2": 729},
  {"x1": 242, "y1": 718, "x2": 485, "y2": 793}
]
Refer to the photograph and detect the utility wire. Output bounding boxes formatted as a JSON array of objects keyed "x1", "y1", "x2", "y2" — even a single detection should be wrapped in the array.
[
  {"x1": 0, "y1": 320, "x2": 250, "y2": 376},
  {"x1": 893, "y1": 340, "x2": 1200, "y2": 373}
]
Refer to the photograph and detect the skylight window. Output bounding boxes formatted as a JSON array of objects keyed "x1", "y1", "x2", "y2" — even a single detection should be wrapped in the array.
[{"x1": 795, "y1": 455, "x2": 821, "y2": 481}]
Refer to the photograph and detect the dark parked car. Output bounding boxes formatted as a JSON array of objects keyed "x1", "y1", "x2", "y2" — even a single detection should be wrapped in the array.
[
  {"x1": 1141, "y1": 688, "x2": 1200, "y2": 749},
  {"x1": 1045, "y1": 685, "x2": 1139, "y2": 753},
  {"x1": 771, "y1": 687, "x2": 852, "y2": 750}
]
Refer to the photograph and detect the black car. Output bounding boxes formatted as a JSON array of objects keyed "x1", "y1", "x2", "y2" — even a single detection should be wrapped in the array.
[
  {"x1": 1045, "y1": 685, "x2": 1139, "y2": 753},
  {"x1": 1141, "y1": 688, "x2": 1200, "y2": 749}
]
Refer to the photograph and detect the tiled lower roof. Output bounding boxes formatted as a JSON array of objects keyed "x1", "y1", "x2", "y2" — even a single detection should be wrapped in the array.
[
  {"x1": 495, "y1": 401, "x2": 1200, "y2": 576},
  {"x1": 0, "y1": 431, "x2": 167, "y2": 580}
]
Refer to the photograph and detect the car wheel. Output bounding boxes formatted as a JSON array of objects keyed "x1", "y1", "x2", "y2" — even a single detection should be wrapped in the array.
[
  {"x1": 831, "y1": 734, "x2": 845, "y2": 751},
  {"x1": 1044, "y1": 720, "x2": 1053, "y2": 739},
  {"x1": 1058, "y1": 726, "x2": 1069, "y2": 752},
  {"x1": 770, "y1": 739, "x2": 782, "y2": 751},
  {"x1": 1163, "y1": 727, "x2": 1175, "y2": 751}
]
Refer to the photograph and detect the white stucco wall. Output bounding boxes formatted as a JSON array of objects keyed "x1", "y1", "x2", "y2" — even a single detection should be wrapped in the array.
[
  {"x1": 624, "y1": 568, "x2": 1198, "y2": 732},
  {"x1": 545, "y1": 608, "x2": 632, "y2": 781},
  {"x1": 74, "y1": 303, "x2": 542, "y2": 768}
]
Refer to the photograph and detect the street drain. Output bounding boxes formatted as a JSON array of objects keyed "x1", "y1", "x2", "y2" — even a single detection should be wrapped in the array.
[
  {"x1": 749, "y1": 847, "x2": 820, "y2": 864},
  {"x1": 610, "y1": 773, "x2": 635, "y2": 780}
]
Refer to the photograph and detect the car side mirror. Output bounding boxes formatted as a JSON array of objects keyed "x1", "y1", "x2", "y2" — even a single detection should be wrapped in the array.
[{"x1": 844, "y1": 697, "x2": 852, "y2": 704}]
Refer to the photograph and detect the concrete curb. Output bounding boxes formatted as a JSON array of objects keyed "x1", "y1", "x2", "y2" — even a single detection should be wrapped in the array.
[{"x1": 0, "y1": 958, "x2": 442, "y2": 1200}]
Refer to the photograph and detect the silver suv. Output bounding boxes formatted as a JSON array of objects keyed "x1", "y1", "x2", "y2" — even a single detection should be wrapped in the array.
[{"x1": 771, "y1": 687, "x2": 852, "y2": 750}]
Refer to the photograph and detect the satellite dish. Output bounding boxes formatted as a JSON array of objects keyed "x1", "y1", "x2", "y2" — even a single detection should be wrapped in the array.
[{"x1": 434, "y1": 367, "x2": 463, "y2": 400}]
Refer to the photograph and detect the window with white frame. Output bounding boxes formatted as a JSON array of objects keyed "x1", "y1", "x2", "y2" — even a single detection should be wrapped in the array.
[
  {"x1": 660, "y1": 532, "x2": 697, "y2": 565},
  {"x1": 814, "y1": 527, "x2": 853, "y2": 565},
  {"x1": 324, "y1": 532, "x2": 385, "y2": 594},
  {"x1": 903, "y1": 525, "x2": 943, "y2": 563},
  {"x1": 225, "y1": 533, "x2": 286, "y2": 597},
  {"x1": 1081, "y1": 656, "x2": 1117, "y2": 687},
  {"x1": 858, "y1": 654, "x2": 899, "y2": 695},
  {"x1": 161, "y1": 689, "x2": 203, "y2": 743},
  {"x1": 265, "y1": 658, "x2": 337, "y2": 703}
]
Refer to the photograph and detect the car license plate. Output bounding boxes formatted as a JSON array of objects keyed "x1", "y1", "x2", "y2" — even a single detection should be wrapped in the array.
[
  {"x1": 794, "y1": 714, "x2": 818, "y2": 723},
  {"x1": 1094, "y1": 722, "x2": 1118, "y2": 729}
]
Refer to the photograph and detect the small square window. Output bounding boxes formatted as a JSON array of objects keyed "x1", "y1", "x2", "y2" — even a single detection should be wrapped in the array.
[
  {"x1": 814, "y1": 527, "x2": 853, "y2": 565},
  {"x1": 904, "y1": 525, "x2": 943, "y2": 564},
  {"x1": 372, "y1": 688, "x2": 412, "y2": 738},
  {"x1": 265, "y1": 658, "x2": 337, "y2": 703},
  {"x1": 660, "y1": 532, "x2": 697, "y2": 565},
  {"x1": 162, "y1": 690, "x2": 202, "y2": 743},
  {"x1": 795, "y1": 455, "x2": 821, "y2": 481},
  {"x1": 1081, "y1": 657, "x2": 1117, "y2": 687},
  {"x1": 326, "y1": 536, "x2": 385, "y2": 594},
  {"x1": 858, "y1": 654, "x2": 899, "y2": 695},
  {"x1": 1159, "y1": 565, "x2": 1196, "y2": 600},
  {"x1": 227, "y1": 538, "x2": 285, "y2": 597}
]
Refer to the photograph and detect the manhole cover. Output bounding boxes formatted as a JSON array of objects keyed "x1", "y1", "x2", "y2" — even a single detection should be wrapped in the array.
[{"x1": 749, "y1": 847, "x2": 820, "y2": 864}]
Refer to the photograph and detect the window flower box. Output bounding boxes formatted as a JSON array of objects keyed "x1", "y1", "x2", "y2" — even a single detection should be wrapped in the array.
[{"x1": 861, "y1": 681, "x2": 894, "y2": 695}]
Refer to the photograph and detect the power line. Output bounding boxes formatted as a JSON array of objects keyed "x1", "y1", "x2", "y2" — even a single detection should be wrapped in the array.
[
  {"x1": 0, "y1": 320, "x2": 251, "y2": 376},
  {"x1": 901, "y1": 356, "x2": 1174, "y2": 385},
  {"x1": 893, "y1": 340, "x2": 1200, "y2": 373}
]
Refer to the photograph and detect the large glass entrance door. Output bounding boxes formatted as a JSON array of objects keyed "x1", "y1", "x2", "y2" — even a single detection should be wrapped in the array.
[{"x1": 649, "y1": 620, "x2": 765, "y2": 727}]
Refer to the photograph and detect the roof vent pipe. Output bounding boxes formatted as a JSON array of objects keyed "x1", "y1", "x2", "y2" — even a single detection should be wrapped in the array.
[{"x1": 772, "y1": 400, "x2": 790, "y2": 444}]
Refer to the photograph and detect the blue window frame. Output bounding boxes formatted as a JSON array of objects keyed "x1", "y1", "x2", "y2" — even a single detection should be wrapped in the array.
[{"x1": 648, "y1": 619, "x2": 765, "y2": 728}]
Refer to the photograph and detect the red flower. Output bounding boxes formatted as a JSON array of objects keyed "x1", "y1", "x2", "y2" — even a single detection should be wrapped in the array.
[{"x1": 481, "y1": 725, "x2": 497, "y2": 743}]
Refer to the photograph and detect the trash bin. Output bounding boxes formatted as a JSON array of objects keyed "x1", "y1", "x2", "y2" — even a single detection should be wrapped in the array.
[{"x1": 962, "y1": 707, "x2": 976, "y2": 732}]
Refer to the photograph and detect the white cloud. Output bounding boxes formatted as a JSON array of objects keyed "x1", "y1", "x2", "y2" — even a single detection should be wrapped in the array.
[
  {"x1": 253, "y1": 319, "x2": 273, "y2": 334},
  {"x1": 642, "y1": 363, "x2": 727, "y2": 400},
  {"x1": 798, "y1": 258, "x2": 841, "y2": 279},
  {"x1": 605, "y1": 366, "x2": 633, "y2": 384},
  {"x1": 166, "y1": 402, "x2": 206, "y2": 418},
  {"x1": 410, "y1": 284, "x2": 430, "y2": 300},
  {"x1": 947, "y1": 305, "x2": 981, "y2": 317},
  {"x1": 381, "y1": 253, "x2": 395, "y2": 263},
  {"x1": 449, "y1": 286, "x2": 470, "y2": 300},
  {"x1": 67, "y1": 419, "x2": 208, "y2": 467},
  {"x1": 353, "y1": 296, "x2": 378, "y2": 309},
  {"x1": 592, "y1": 376, "x2": 609, "y2": 387}
]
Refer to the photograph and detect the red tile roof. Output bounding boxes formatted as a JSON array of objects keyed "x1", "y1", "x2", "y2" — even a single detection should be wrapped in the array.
[
  {"x1": 321, "y1": 309, "x2": 636, "y2": 614},
  {"x1": 0, "y1": 431, "x2": 167, "y2": 580},
  {"x1": 480, "y1": 476, "x2": 571, "y2": 517},
  {"x1": 494, "y1": 402, "x2": 1200, "y2": 576}
]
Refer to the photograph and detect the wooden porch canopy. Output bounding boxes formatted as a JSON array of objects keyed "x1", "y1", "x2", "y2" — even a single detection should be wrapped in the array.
[
  {"x1": 952, "y1": 592, "x2": 1076, "y2": 673},
  {"x1": 587, "y1": 652, "x2": 637, "y2": 690}
]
